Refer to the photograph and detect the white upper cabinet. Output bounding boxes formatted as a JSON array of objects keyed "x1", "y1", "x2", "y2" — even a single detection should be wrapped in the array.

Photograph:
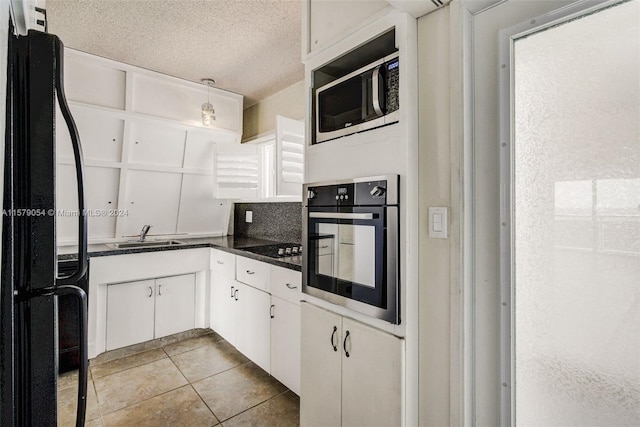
[
  {"x1": 128, "y1": 121, "x2": 186, "y2": 168},
  {"x1": 130, "y1": 73, "x2": 242, "y2": 134},
  {"x1": 56, "y1": 49, "x2": 242, "y2": 244},
  {"x1": 303, "y1": 0, "x2": 390, "y2": 58},
  {"x1": 56, "y1": 106, "x2": 124, "y2": 163},
  {"x1": 63, "y1": 54, "x2": 126, "y2": 109},
  {"x1": 120, "y1": 170, "x2": 183, "y2": 237},
  {"x1": 177, "y1": 175, "x2": 231, "y2": 235}
]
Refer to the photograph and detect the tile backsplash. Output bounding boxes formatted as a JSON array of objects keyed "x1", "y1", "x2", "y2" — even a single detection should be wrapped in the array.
[{"x1": 233, "y1": 202, "x2": 302, "y2": 243}]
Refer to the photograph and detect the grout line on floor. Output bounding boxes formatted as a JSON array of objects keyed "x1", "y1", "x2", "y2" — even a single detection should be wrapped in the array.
[
  {"x1": 97, "y1": 383, "x2": 193, "y2": 418},
  {"x1": 188, "y1": 383, "x2": 223, "y2": 425}
]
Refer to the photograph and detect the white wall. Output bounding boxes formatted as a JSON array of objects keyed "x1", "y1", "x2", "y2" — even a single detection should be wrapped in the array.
[
  {"x1": 242, "y1": 80, "x2": 305, "y2": 141},
  {"x1": 417, "y1": 5, "x2": 459, "y2": 426}
]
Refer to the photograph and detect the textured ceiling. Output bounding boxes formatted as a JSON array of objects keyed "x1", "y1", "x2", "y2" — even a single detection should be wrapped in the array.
[{"x1": 47, "y1": 0, "x2": 304, "y2": 107}]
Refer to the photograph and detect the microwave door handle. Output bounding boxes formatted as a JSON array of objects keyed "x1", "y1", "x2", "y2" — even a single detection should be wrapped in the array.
[
  {"x1": 54, "y1": 36, "x2": 88, "y2": 284},
  {"x1": 309, "y1": 212, "x2": 374, "y2": 220},
  {"x1": 372, "y1": 65, "x2": 383, "y2": 117}
]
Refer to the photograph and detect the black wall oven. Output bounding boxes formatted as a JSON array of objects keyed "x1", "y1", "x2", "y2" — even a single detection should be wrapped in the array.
[{"x1": 303, "y1": 176, "x2": 399, "y2": 324}]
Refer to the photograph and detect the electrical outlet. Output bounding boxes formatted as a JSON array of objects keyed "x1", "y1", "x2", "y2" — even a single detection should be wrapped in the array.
[{"x1": 245, "y1": 211, "x2": 253, "y2": 223}]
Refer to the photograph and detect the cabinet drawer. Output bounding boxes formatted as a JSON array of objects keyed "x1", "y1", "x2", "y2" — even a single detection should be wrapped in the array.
[
  {"x1": 211, "y1": 249, "x2": 235, "y2": 276},
  {"x1": 236, "y1": 256, "x2": 269, "y2": 291},
  {"x1": 270, "y1": 265, "x2": 302, "y2": 305}
]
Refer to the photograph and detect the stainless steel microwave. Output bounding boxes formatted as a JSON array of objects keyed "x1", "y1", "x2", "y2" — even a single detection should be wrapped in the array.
[{"x1": 315, "y1": 54, "x2": 399, "y2": 144}]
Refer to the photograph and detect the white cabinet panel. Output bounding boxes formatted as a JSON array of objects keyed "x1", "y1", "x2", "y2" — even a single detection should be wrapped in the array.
[
  {"x1": 64, "y1": 54, "x2": 126, "y2": 109},
  {"x1": 234, "y1": 281, "x2": 271, "y2": 373},
  {"x1": 210, "y1": 272, "x2": 237, "y2": 344},
  {"x1": 236, "y1": 256, "x2": 270, "y2": 291},
  {"x1": 121, "y1": 170, "x2": 182, "y2": 237},
  {"x1": 210, "y1": 249, "x2": 236, "y2": 277},
  {"x1": 106, "y1": 279, "x2": 155, "y2": 350},
  {"x1": 301, "y1": 303, "x2": 342, "y2": 427},
  {"x1": 177, "y1": 175, "x2": 229, "y2": 235},
  {"x1": 183, "y1": 131, "x2": 215, "y2": 170},
  {"x1": 306, "y1": 0, "x2": 389, "y2": 56},
  {"x1": 269, "y1": 265, "x2": 302, "y2": 305},
  {"x1": 301, "y1": 302, "x2": 404, "y2": 427},
  {"x1": 129, "y1": 121, "x2": 186, "y2": 168},
  {"x1": 271, "y1": 296, "x2": 301, "y2": 395},
  {"x1": 131, "y1": 73, "x2": 242, "y2": 133},
  {"x1": 154, "y1": 274, "x2": 195, "y2": 339},
  {"x1": 56, "y1": 165, "x2": 120, "y2": 243},
  {"x1": 56, "y1": 107, "x2": 124, "y2": 162},
  {"x1": 341, "y1": 317, "x2": 403, "y2": 427}
]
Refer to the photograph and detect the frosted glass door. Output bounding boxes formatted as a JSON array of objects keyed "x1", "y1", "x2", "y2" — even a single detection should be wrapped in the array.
[{"x1": 512, "y1": 2, "x2": 639, "y2": 426}]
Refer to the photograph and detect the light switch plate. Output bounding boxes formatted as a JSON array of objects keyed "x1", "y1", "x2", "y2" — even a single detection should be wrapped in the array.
[
  {"x1": 429, "y1": 207, "x2": 448, "y2": 239},
  {"x1": 245, "y1": 211, "x2": 253, "y2": 223}
]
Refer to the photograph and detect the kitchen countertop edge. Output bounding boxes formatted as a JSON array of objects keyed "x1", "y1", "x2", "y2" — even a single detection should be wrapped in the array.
[{"x1": 57, "y1": 236, "x2": 302, "y2": 272}]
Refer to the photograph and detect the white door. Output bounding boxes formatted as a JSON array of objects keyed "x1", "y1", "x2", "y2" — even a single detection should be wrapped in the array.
[
  {"x1": 472, "y1": 1, "x2": 640, "y2": 425},
  {"x1": 210, "y1": 272, "x2": 237, "y2": 345},
  {"x1": 154, "y1": 274, "x2": 195, "y2": 339},
  {"x1": 341, "y1": 317, "x2": 403, "y2": 427},
  {"x1": 106, "y1": 279, "x2": 155, "y2": 350},
  {"x1": 300, "y1": 302, "x2": 342, "y2": 427},
  {"x1": 270, "y1": 296, "x2": 301, "y2": 395},
  {"x1": 234, "y1": 281, "x2": 271, "y2": 373}
]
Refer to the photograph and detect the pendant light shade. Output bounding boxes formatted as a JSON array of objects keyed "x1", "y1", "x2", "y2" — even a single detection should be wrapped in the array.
[{"x1": 201, "y1": 79, "x2": 216, "y2": 126}]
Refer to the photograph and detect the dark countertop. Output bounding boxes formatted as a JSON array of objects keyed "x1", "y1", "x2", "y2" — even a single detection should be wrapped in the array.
[{"x1": 57, "y1": 236, "x2": 302, "y2": 272}]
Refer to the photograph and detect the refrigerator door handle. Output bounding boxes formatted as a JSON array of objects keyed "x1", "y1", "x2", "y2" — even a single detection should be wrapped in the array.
[
  {"x1": 54, "y1": 285, "x2": 88, "y2": 427},
  {"x1": 53, "y1": 36, "x2": 88, "y2": 284},
  {"x1": 25, "y1": 284, "x2": 88, "y2": 427}
]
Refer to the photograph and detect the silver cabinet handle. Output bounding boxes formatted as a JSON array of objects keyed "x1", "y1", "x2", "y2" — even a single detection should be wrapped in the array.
[
  {"x1": 246, "y1": 270, "x2": 255, "y2": 275},
  {"x1": 148, "y1": 286, "x2": 153, "y2": 298},
  {"x1": 230, "y1": 285, "x2": 234, "y2": 298},
  {"x1": 270, "y1": 304, "x2": 275, "y2": 319},
  {"x1": 234, "y1": 289, "x2": 239, "y2": 301},
  {"x1": 285, "y1": 283, "x2": 298, "y2": 290},
  {"x1": 158, "y1": 285, "x2": 162, "y2": 296},
  {"x1": 217, "y1": 260, "x2": 224, "y2": 264}
]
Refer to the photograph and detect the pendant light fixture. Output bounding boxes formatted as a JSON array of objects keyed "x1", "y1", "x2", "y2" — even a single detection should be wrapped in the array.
[{"x1": 201, "y1": 78, "x2": 216, "y2": 127}]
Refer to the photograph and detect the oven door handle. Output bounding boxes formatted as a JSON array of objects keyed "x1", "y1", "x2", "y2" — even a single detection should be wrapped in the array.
[{"x1": 309, "y1": 212, "x2": 374, "y2": 220}]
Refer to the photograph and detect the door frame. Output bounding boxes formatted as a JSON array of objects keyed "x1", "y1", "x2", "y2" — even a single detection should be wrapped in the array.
[{"x1": 461, "y1": 0, "x2": 629, "y2": 425}]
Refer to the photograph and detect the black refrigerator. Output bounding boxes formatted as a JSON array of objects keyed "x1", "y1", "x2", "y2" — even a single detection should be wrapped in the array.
[{"x1": 0, "y1": 26, "x2": 89, "y2": 426}]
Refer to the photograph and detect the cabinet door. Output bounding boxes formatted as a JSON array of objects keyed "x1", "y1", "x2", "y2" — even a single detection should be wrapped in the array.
[
  {"x1": 106, "y1": 280, "x2": 155, "y2": 350},
  {"x1": 341, "y1": 318, "x2": 403, "y2": 427},
  {"x1": 234, "y1": 281, "x2": 271, "y2": 373},
  {"x1": 154, "y1": 274, "x2": 196, "y2": 339},
  {"x1": 210, "y1": 272, "x2": 237, "y2": 345},
  {"x1": 300, "y1": 302, "x2": 342, "y2": 427},
  {"x1": 270, "y1": 296, "x2": 301, "y2": 395}
]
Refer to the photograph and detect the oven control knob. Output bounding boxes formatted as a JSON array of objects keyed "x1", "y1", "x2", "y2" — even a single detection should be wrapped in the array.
[
  {"x1": 307, "y1": 190, "x2": 316, "y2": 200},
  {"x1": 370, "y1": 186, "x2": 386, "y2": 197}
]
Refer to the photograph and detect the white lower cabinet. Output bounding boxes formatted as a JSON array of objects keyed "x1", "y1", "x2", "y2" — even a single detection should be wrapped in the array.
[
  {"x1": 270, "y1": 296, "x2": 301, "y2": 395},
  {"x1": 234, "y1": 281, "x2": 271, "y2": 373},
  {"x1": 300, "y1": 302, "x2": 404, "y2": 427},
  {"x1": 154, "y1": 275, "x2": 196, "y2": 339},
  {"x1": 106, "y1": 274, "x2": 195, "y2": 351},
  {"x1": 210, "y1": 271, "x2": 237, "y2": 343}
]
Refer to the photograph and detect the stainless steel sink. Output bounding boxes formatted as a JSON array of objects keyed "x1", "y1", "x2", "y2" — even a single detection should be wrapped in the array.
[{"x1": 108, "y1": 240, "x2": 185, "y2": 249}]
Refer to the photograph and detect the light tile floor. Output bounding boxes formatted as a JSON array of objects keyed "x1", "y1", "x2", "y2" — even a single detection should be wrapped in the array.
[{"x1": 58, "y1": 330, "x2": 300, "y2": 426}]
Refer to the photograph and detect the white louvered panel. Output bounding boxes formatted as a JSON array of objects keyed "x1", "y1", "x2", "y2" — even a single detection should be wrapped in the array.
[
  {"x1": 214, "y1": 143, "x2": 260, "y2": 199},
  {"x1": 276, "y1": 116, "x2": 305, "y2": 196}
]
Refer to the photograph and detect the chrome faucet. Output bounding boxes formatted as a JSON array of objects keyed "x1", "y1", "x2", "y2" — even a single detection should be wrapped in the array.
[{"x1": 139, "y1": 224, "x2": 151, "y2": 242}]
